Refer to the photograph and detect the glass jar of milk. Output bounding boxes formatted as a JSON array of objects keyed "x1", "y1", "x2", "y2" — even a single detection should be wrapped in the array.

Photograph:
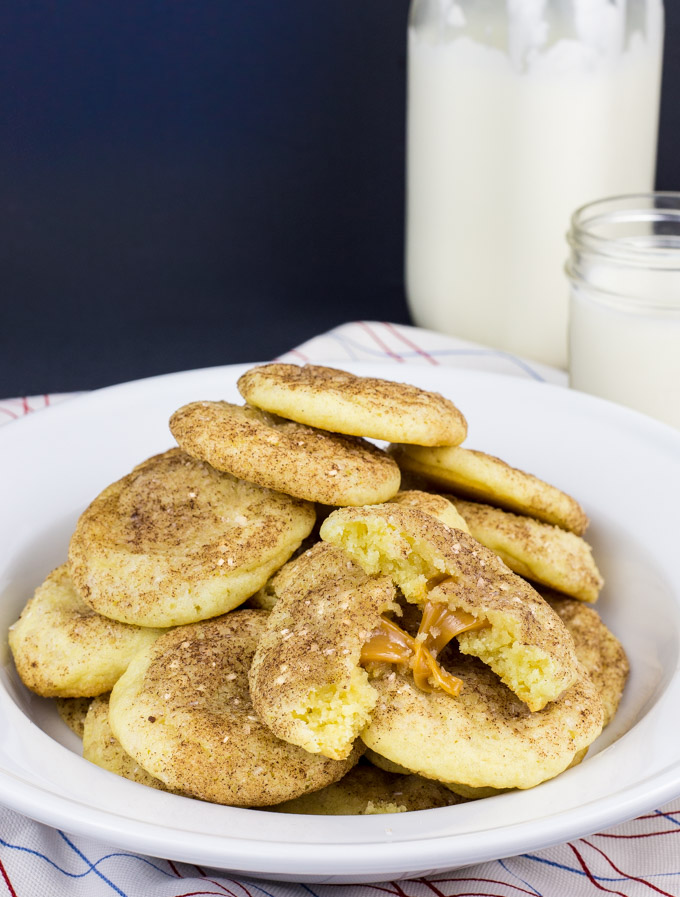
[
  {"x1": 567, "y1": 193, "x2": 680, "y2": 429},
  {"x1": 405, "y1": 0, "x2": 664, "y2": 368}
]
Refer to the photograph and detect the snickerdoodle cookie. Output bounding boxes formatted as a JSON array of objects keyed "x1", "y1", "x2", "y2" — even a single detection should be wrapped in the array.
[
  {"x1": 237, "y1": 363, "x2": 467, "y2": 446},
  {"x1": 109, "y1": 610, "x2": 362, "y2": 806},
  {"x1": 9, "y1": 564, "x2": 164, "y2": 697},
  {"x1": 68, "y1": 448, "x2": 315, "y2": 627},
  {"x1": 389, "y1": 490, "x2": 470, "y2": 533},
  {"x1": 389, "y1": 445, "x2": 588, "y2": 535},
  {"x1": 361, "y1": 653, "x2": 603, "y2": 791},
  {"x1": 320, "y1": 505, "x2": 580, "y2": 712},
  {"x1": 56, "y1": 697, "x2": 93, "y2": 738},
  {"x1": 544, "y1": 593, "x2": 628, "y2": 727},
  {"x1": 83, "y1": 695, "x2": 175, "y2": 792},
  {"x1": 273, "y1": 763, "x2": 464, "y2": 814},
  {"x1": 170, "y1": 401, "x2": 401, "y2": 506},
  {"x1": 249, "y1": 542, "x2": 399, "y2": 761},
  {"x1": 450, "y1": 498, "x2": 603, "y2": 602}
]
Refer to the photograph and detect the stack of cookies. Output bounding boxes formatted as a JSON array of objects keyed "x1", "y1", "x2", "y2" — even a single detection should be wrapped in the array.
[{"x1": 8, "y1": 364, "x2": 628, "y2": 815}]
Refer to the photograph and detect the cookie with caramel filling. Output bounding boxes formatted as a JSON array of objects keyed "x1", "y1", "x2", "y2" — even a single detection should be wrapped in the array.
[
  {"x1": 249, "y1": 543, "x2": 400, "y2": 761},
  {"x1": 248, "y1": 492, "x2": 468, "y2": 614},
  {"x1": 389, "y1": 490, "x2": 470, "y2": 534},
  {"x1": 110, "y1": 610, "x2": 361, "y2": 806},
  {"x1": 237, "y1": 363, "x2": 468, "y2": 447},
  {"x1": 320, "y1": 505, "x2": 580, "y2": 712}
]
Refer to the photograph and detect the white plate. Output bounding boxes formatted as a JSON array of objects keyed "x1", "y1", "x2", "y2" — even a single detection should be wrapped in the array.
[{"x1": 1, "y1": 361, "x2": 679, "y2": 884}]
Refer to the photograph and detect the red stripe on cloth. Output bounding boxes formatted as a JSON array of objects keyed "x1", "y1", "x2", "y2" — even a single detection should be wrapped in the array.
[
  {"x1": 635, "y1": 812, "x2": 680, "y2": 822},
  {"x1": 207, "y1": 879, "x2": 244, "y2": 896},
  {"x1": 165, "y1": 891, "x2": 234, "y2": 897},
  {"x1": 182, "y1": 877, "x2": 253, "y2": 897},
  {"x1": 418, "y1": 883, "x2": 532, "y2": 897},
  {"x1": 0, "y1": 859, "x2": 18, "y2": 897},
  {"x1": 596, "y1": 829, "x2": 680, "y2": 840},
  {"x1": 417, "y1": 880, "x2": 448, "y2": 897},
  {"x1": 568, "y1": 843, "x2": 627, "y2": 896},
  {"x1": 383, "y1": 321, "x2": 440, "y2": 366},
  {"x1": 281, "y1": 348, "x2": 311, "y2": 363},
  {"x1": 353, "y1": 883, "x2": 410, "y2": 896},
  {"x1": 581, "y1": 838, "x2": 677, "y2": 896},
  {"x1": 358, "y1": 321, "x2": 405, "y2": 362},
  {"x1": 429, "y1": 876, "x2": 542, "y2": 895}
]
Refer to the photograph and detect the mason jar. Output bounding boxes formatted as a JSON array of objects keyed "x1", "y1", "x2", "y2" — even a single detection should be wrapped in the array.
[
  {"x1": 566, "y1": 193, "x2": 680, "y2": 429},
  {"x1": 405, "y1": 0, "x2": 665, "y2": 368}
]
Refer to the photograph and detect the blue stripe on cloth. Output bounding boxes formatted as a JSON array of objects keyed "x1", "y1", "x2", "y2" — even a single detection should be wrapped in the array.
[
  {"x1": 497, "y1": 858, "x2": 544, "y2": 896},
  {"x1": 58, "y1": 832, "x2": 129, "y2": 896},
  {"x1": 249, "y1": 882, "x2": 287, "y2": 897},
  {"x1": 300, "y1": 884, "x2": 322, "y2": 897},
  {"x1": 0, "y1": 832, "x2": 180, "y2": 892},
  {"x1": 653, "y1": 810, "x2": 680, "y2": 827}
]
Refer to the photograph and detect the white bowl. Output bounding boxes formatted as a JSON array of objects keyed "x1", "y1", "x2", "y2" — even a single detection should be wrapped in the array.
[{"x1": 1, "y1": 362, "x2": 679, "y2": 884}]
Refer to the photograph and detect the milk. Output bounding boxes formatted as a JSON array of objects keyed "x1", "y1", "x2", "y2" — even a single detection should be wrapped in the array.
[
  {"x1": 405, "y1": 2, "x2": 664, "y2": 368},
  {"x1": 568, "y1": 238, "x2": 680, "y2": 429}
]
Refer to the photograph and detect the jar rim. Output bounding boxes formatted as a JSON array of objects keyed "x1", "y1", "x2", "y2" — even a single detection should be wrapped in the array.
[{"x1": 568, "y1": 193, "x2": 680, "y2": 269}]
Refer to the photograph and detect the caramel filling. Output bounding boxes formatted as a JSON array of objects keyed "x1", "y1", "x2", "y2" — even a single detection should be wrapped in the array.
[{"x1": 360, "y1": 600, "x2": 488, "y2": 698}]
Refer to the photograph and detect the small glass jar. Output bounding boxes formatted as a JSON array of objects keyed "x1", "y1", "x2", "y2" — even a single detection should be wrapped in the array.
[
  {"x1": 405, "y1": 0, "x2": 665, "y2": 369},
  {"x1": 566, "y1": 194, "x2": 680, "y2": 429}
]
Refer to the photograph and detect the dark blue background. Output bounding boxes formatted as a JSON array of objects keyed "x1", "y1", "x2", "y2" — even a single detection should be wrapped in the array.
[{"x1": 2, "y1": 2, "x2": 678, "y2": 393}]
